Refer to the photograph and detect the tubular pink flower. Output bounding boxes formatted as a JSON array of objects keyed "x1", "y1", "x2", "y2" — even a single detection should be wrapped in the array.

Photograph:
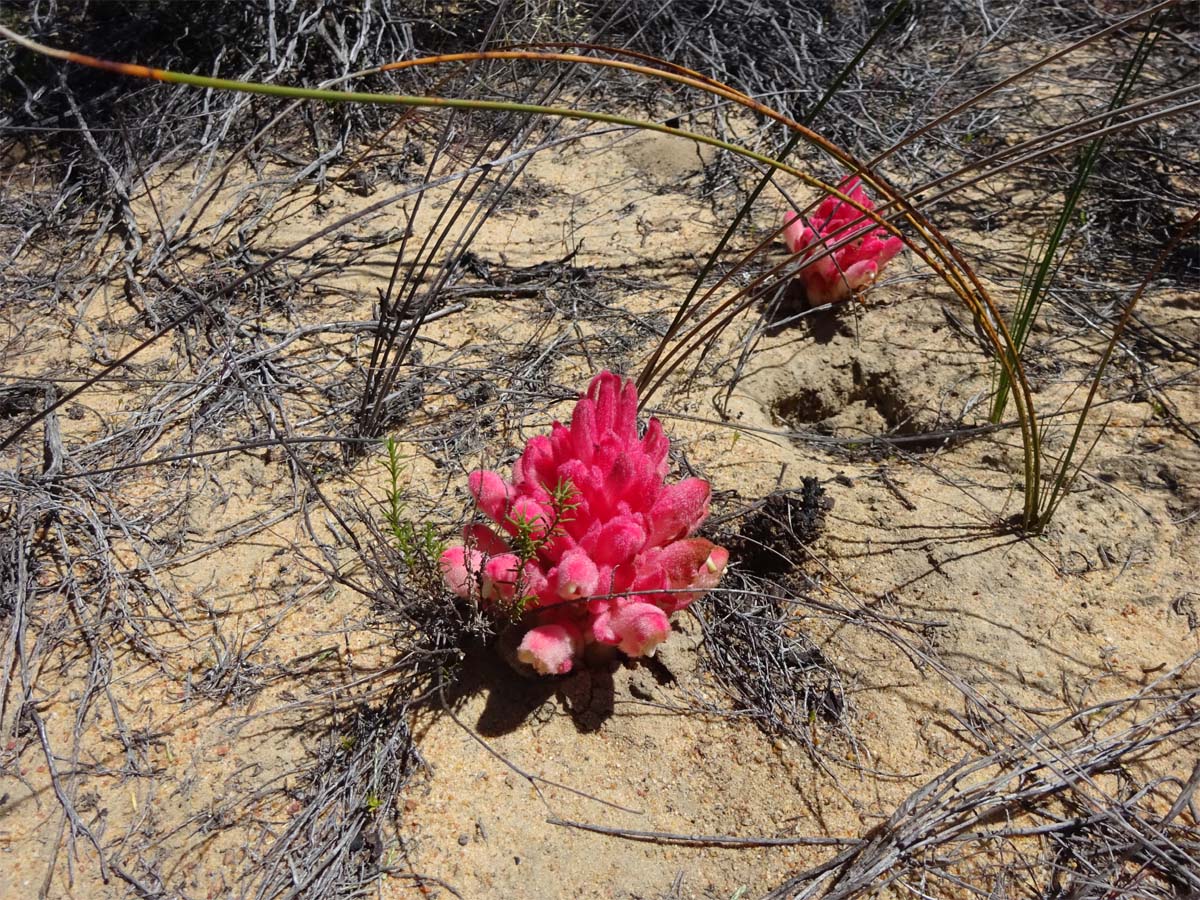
[
  {"x1": 646, "y1": 477, "x2": 711, "y2": 546},
  {"x1": 591, "y1": 600, "x2": 671, "y2": 657},
  {"x1": 468, "y1": 469, "x2": 510, "y2": 522},
  {"x1": 440, "y1": 545, "x2": 483, "y2": 599},
  {"x1": 520, "y1": 560, "x2": 549, "y2": 601},
  {"x1": 517, "y1": 623, "x2": 583, "y2": 675},
  {"x1": 658, "y1": 539, "x2": 729, "y2": 612},
  {"x1": 463, "y1": 522, "x2": 509, "y2": 556},
  {"x1": 582, "y1": 515, "x2": 646, "y2": 566},
  {"x1": 440, "y1": 372, "x2": 729, "y2": 674},
  {"x1": 782, "y1": 177, "x2": 904, "y2": 304},
  {"x1": 552, "y1": 550, "x2": 600, "y2": 601},
  {"x1": 504, "y1": 496, "x2": 553, "y2": 545},
  {"x1": 481, "y1": 553, "x2": 521, "y2": 603}
]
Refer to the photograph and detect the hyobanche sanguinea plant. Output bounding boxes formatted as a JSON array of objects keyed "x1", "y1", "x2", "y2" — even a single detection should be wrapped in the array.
[
  {"x1": 440, "y1": 372, "x2": 728, "y2": 674},
  {"x1": 783, "y1": 177, "x2": 904, "y2": 304}
]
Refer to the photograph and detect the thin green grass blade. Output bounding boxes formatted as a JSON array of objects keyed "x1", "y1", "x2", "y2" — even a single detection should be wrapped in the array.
[
  {"x1": 990, "y1": 16, "x2": 1162, "y2": 423},
  {"x1": 1037, "y1": 208, "x2": 1199, "y2": 528}
]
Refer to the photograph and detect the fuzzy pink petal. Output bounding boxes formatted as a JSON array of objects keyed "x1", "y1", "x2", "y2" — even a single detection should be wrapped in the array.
[
  {"x1": 604, "y1": 601, "x2": 671, "y2": 657},
  {"x1": 482, "y1": 553, "x2": 521, "y2": 602},
  {"x1": 646, "y1": 477, "x2": 711, "y2": 545},
  {"x1": 505, "y1": 496, "x2": 551, "y2": 541},
  {"x1": 806, "y1": 248, "x2": 840, "y2": 282},
  {"x1": 516, "y1": 434, "x2": 558, "y2": 492},
  {"x1": 800, "y1": 271, "x2": 838, "y2": 305},
  {"x1": 839, "y1": 259, "x2": 880, "y2": 294},
  {"x1": 538, "y1": 528, "x2": 578, "y2": 565},
  {"x1": 793, "y1": 226, "x2": 819, "y2": 257},
  {"x1": 782, "y1": 210, "x2": 807, "y2": 255},
  {"x1": 641, "y1": 417, "x2": 670, "y2": 476},
  {"x1": 698, "y1": 545, "x2": 729, "y2": 586},
  {"x1": 622, "y1": 451, "x2": 662, "y2": 508},
  {"x1": 517, "y1": 623, "x2": 582, "y2": 675},
  {"x1": 462, "y1": 523, "x2": 510, "y2": 556},
  {"x1": 587, "y1": 596, "x2": 611, "y2": 621},
  {"x1": 588, "y1": 602, "x2": 616, "y2": 643},
  {"x1": 468, "y1": 470, "x2": 510, "y2": 523},
  {"x1": 552, "y1": 549, "x2": 600, "y2": 601},
  {"x1": 613, "y1": 378, "x2": 639, "y2": 444},
  {"x1": 588, "y1": 371, "x2": 619, "y2": 437},
  {"x1": 549, "y1": 421, "x2": 574, "y2": 465},
  {"x1": 521, "y1": 560, "x2": 550, "y2": 602},
  {"x1": 440, "y1": 546, "x2": 483, "y2": 598},
  {"x1": 586, "y1": 515, "x2": 646, "y2": 566},
  {"x1": 652, "y1": 538, "x2": 729, "y2": 611},
  {"x1": 570, "y1": 396, "x2": 598, "y2": 463},
  {"x1": 860, "y1": 233, "x2": 904, "y2": 268}
]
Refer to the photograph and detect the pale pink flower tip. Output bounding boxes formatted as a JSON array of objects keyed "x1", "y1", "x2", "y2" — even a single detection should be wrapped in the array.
[
  {"x1": 517, "y1": 623, "x2": 582, "y2": 675},
  {"x1": 592, "y1": 600, "x2": 671, "y2": 658},
  {"x1": 441, "y1": 372, "x2": 729, "y2": 673},
  {"x1": 782, "y1": 177, "x2": 904, "y2": 304},
  {"x1": 552, "y1": 549, "x2": 600, "y2": 600}
]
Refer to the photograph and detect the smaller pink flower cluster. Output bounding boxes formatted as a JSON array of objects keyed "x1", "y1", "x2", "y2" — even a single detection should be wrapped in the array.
[
  {"x1": 782, "y1": 177, "x2": 904, "y2": 304},
  {"x1": 440, "y1": 372, "x2": 728, "y2": 675}
]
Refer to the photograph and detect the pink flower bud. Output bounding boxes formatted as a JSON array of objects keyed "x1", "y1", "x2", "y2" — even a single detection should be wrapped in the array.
[
  {"x1": 646, "y1": 477, "x2": 711, "y2": 545},
  {"x1": 782, "y1": 210, "x2": 814, "y2": 256},
  {"x1": 462, "y1": 523, "x2": 510, "y2": 556},
  {"x1": 481, "y1": 553, "x2": 521, "y2": 602},
  {"x1": 552, "y1": 550, "x2": 600, "y2": 601},
  {"x1": 440, "y1": 546, "x2": 483, "y2": 598},
  {"x1": 584, "y1": 514, "x2": 646, "y2": 566},
  {"x1": 512, "y1": 434, "x2": 557, "y2": 493},
  {"x1": 468, "y1": 469, "x2": 510, "y2": 523},
  {"x1": 506, "y1": 496, "x2": 551, "y2": 541},
  {"x1": 588, "y1": 370, "x2": 620, "y2": 434},
  {"x1": 521, "y1": 560, "x2": 550, "y2": 602},
  {"x1": 517, "y1": 623, "x2": 582, "y2": 675},
  {"x1": 642, "y1": 539, "x2": 729, "y2": 612},
  {"x1": 569, "y1": 395, "x2": 598, "y2": 463},
  {"x1": 641, "y1": 418, "x2": 670, "y2": 477},
  {"x1": 592, "y1": 600, "x2": 671, "y2": 657}
]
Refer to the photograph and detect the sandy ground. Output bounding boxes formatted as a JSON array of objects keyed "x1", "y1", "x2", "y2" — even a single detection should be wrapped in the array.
[{"x1": 2, "y1": 90, "x2": 1198, "y2": 900}]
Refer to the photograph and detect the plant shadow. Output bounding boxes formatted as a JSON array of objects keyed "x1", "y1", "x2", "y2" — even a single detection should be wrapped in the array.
[
  {"x1": 763, "y1": 281, "x2": 853, "y2": 343},
  {"x1": 439, "y1": 635, "x2": 616, "y2": 737}
]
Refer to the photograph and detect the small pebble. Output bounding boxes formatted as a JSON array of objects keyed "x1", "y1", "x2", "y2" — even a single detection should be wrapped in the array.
[{"x1": 458, "y1": 834, "x2": 470, "y2": 846}]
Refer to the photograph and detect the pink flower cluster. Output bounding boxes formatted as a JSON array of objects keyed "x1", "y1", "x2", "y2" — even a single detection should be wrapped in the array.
[
  {"x1": 440, "y1": 372, "x2": 728, "y2": 675},
  {"x1": 782, "y1": 177, "x2": 904, "y2": 304}
]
